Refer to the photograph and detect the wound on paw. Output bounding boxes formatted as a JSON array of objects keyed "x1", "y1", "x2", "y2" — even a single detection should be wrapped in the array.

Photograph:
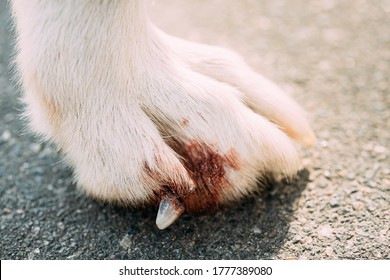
[{"x1": 169, "y1": 140, "x2": 239, "y2": 212}]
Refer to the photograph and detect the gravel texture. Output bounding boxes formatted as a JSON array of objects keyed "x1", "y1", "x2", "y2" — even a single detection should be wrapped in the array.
[{"x1": 0, "y1": 0, "x2": 389, "y2": 259}]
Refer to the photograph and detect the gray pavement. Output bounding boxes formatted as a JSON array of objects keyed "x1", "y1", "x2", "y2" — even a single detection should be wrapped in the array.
[{"x1": 0, "y1": 0, "x2": 389, "y2": 259}]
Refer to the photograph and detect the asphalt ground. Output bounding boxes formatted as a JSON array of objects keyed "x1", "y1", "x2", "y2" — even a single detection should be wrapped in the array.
[{"x1": 0, "y1": 0, "x2": 389, "y2": 259}]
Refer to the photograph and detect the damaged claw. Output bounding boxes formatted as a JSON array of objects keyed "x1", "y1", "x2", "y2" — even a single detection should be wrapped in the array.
[{"x1": 156, "y1": 196, "x2": 185, "y2": 230}]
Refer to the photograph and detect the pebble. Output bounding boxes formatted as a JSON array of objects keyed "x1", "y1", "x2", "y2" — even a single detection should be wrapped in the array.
[
  {"x1": 366, "y1": 204, "x2": 376, "y2": 212},
  {"x1": 57, "y1": 222, "x2": 65, "y2": 231},
  {"x1": 15, "y1": 209, "x2": 25, "y2": 215},
  {"x1": 323, "y1": 170, "x2": 331, "y2": 179},
  {"x1": 1, "y1": 130, "x2": 11, "y2": 141},
  {"x1": 318, "y1": 178, "x2": 328, "y2": 188},
  {"x1": 317, "y1": 224, "x2": 334, "y2": 239},
  {"x1": 337, "y1": 170, "x2": 346, "y2": 177},
  {"x1": 292, "y1": 235, "x2": 302, "y2": 244},
  {"x1": 32, "y1": 226, "x2": 40, "y2": 235},
  {"x1": 373, "y1": 145, "x2": 386, "y2": 154},
  {"x1": 329, "y1": 196, "x2": 341, "y2": 208},
  {"x1": 352, "y1": 201, "x2": 362, "y2": 211},
  {"x1": 300, "y1": 236, "x2": 313, "y2": 245},
  {"x1": 30, "y1": 143, "x2": 42, "y2": 153},
  {"x1": 119, "y1": 235, "x2": 133, "y2": 250},
  {"x1": 305, "y1": 200, "x2": 315, "y2": 208}
]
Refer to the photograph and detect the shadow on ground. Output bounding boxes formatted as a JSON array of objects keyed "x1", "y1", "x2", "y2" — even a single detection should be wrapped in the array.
[
  {"x1": 1, "y1": 123, "x2": 309, "y2": 259},
  {"x1": 110, "y1": 170, "x2": 310, "y2": 260},
  {"x1": 2, "y1": 147, "x2": 309, "y2": 260}
]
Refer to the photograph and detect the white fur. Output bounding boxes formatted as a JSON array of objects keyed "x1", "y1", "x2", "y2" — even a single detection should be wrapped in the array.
[{"x1": 10, "y1": 0, "x2": 315, "y2": 209}]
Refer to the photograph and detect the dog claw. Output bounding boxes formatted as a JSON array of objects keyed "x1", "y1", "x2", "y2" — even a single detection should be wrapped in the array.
[{"x1": 156, "y1": 196, "x2": 185, "y2": 230}]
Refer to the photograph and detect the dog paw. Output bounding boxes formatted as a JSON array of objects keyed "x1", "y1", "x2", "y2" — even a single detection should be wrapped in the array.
[{"x1": 18, "y1": 25, "x2": 315, "y2": 230}]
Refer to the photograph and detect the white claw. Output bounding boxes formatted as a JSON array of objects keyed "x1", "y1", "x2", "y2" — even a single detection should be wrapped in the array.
[{"x1": 156, "y1": 196, "x2": 185, "y2": 230}]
